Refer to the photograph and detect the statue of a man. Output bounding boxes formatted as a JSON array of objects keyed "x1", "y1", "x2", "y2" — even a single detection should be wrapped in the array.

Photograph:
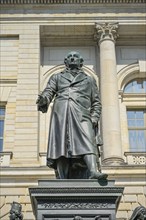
[{"x1": 36, "y1": 51, "x2": 107, "y2": 180}]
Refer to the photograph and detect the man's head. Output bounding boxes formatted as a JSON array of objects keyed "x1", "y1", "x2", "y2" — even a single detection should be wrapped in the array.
[{"x1": 64, "y1": 51, "x2": 84, "y2": 69}]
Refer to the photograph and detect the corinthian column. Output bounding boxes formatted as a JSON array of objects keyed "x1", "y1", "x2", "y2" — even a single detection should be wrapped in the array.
[{"x1": 95, "y1": 23, "x2": 124, "y2": 165}]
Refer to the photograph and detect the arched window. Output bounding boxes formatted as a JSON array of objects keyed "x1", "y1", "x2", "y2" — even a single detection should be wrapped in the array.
[
  {"x1": 123, "y1": 78, "x2": 146, "y2": 152},
  {"x1": 118, "y1": 63, "x2": 146, "y2": 164},
  {"x1": 124, "y1": 78, "x2": 146, "y2": 93}
]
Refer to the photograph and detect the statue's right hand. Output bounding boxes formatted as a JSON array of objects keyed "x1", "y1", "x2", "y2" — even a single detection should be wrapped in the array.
[
  {"x1": 36, "y1": 95, "x2": 45, "y2": 106},
  {"x1": 36, "y1": 95, "x2": 40, "y2": 104},
  {"x1": 36, "y1": 95, "x2": 41, "y2": 104}
]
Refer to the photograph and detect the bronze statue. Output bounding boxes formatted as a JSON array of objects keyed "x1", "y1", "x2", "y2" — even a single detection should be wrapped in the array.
[
  {"x1": 130, "y1": 206, "x2": 146, "y2": 220},
  {"x1": 9, "y1": 202, "x2": 23, "y2": 220},
  {"x1": 36, "y1": 51, "x2": 107, "y2": 180}
]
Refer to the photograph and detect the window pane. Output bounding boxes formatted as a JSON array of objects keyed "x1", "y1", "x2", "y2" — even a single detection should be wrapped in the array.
[
  {"x1": 133, "y1": 81, "x2": 138, "y2": 93},
  {"x1": 136, "y1": 120, "x2": 144, "y2": 127},
  {"x1": 128, "y1": 119, "x2": 136, "y2": 127},
  {"x1": 127, "y1": 111, "x2": 135, "y2": 119},
  {"x1": 137, "y1": 130, "x2": 146, "y2": 151},
  {"x1": 0, "y1": 120, "x2": 4, "y2": 137},
  {"x1": 128, "y1": 109, "x2": 146, "y2": 152},
  {"x1": 124, "y1": 82, "x2": 132, "y2": 93},
  {"x1": 137, "y1": 131, "x2": 146, "y2": 149},
  {"x1": 129, "y1": 130, "x2": 137, "y2": 150},
  {"x1": 124, "y1": 79, "x2": 146, "y2": 93},
  {"x1": 0, "y1": 139, "x2": 3, "y2": 152},
  {"x1": 0, "y1": 108, "x2": 5, "y2": 116},
  {"x1": 127, "y1": 110, "x2": 145, "y2": 128},
  {"x1": 136, "y1": 111, "x2": 144, "y2": 119}
]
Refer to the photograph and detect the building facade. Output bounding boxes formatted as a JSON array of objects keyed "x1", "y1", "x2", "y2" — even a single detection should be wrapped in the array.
[{"x1": 0, "y1": 0, "x2": 146, "y2": 219}]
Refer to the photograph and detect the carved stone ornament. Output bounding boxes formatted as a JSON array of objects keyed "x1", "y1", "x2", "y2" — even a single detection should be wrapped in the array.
[
  {"x1": 130, "y1": 206, "x2": 146, "y2": 220},
  {"x1": 40, "y1": 202, "x2": 111, "y2": 209},
  {"x1": 133, "y1": 156, "x2": 146, "y2": 165},
  {"x1": 94, "y1": 22, "x2": 119, "y2": 43}
]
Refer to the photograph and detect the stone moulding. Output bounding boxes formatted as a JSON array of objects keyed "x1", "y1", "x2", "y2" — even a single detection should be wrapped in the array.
[
  {"x1": 40, "y1": 202, "x2": 113, "y2": 209},
  {"x1": 29, "y1": 187, "x2": 124, "y2": 194},
  {"x1": 0, "y1": 0, "x2": 145, "y2": 4}
]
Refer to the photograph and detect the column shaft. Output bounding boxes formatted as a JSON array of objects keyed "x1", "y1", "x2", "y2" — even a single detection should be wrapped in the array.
[{"x1": 96, "y1": 23, "x2": 124, "y2": 165}]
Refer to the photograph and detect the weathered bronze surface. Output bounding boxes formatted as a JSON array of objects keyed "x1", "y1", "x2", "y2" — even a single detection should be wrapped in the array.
[
  {"x1": 36, "y1": 51, "x2": 107, "y2": 180},
  {"x1": 9, "y1": 202, "x2": 23, "y2": 220},
  {"x1": 130, "y1": 206, "x2": 146, "y2": 220}
]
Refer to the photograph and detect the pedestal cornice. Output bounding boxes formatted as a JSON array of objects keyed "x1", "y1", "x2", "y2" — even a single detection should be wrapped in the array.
[{"x1": 0, "y1": 0, "x2": 145, "y2": 4}]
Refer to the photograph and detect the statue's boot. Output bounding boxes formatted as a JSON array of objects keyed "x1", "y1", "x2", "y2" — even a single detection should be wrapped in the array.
[
  {"x1": 89, "y1": 172, "x2": 108, "y2": 180},
  {"x1": 84, "y1": 154, "x2": 108, "y2": 180}
]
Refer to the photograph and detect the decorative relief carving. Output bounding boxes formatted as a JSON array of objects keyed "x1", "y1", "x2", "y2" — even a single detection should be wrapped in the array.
[
  {"x1": 133, "y1": 156, "x2": 146, "y2": 165},
  {"x1": 94, "y1": 22, "x2": 119, "y2": 43},
  {"x1": 41, "y1": 202, "x2": 112, "y2": 209},
  {"x1": 124, "y1": 152, "x2": 146, "y2": 165}
]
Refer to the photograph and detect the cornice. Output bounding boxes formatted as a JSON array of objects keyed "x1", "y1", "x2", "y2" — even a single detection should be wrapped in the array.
[
  {"x1": 29, "y1": 187, "x2": 124, "y2": 195},
  {"x1": 0, "y1": 0, "x2": 145, "y2": 4}
]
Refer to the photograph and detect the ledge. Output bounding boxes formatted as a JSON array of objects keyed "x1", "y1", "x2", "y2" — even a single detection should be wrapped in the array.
[
  {"x1": 0, "y1": 165, "x2": 146, "y2": 177},
  {"x1": 0, "y1": 0, "x2": 145, "y2": 4}
]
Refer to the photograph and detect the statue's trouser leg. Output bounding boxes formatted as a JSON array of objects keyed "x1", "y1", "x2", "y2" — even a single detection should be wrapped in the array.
[
  {"x1": 56, "y1": 157, "x2": 69, "y2": 179},
  {"x1": 83, "y1": 154, "x2": 98, "y2": 175},
  {"x1": 83, "y1": 154, "x2": 108, "y2": 179}
]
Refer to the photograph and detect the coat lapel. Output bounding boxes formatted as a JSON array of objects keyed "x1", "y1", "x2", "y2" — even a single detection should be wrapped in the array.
[
  {"x1": 61, "y1": 70, "x2": 74, "y2": 82},
  {"x1": 61, "y1": 69, "x2": 87, "y2": 84},
  {"x1": 71, "y1": 71, "x2": 87, "y2": 84}
]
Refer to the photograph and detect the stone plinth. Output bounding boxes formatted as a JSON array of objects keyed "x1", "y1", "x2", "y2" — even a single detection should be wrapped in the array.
[{"x1": 29, "y1": 180, "x2": 124, "y2": 220}]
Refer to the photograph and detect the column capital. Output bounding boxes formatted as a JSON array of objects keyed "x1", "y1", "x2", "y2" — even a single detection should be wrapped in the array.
[{"x1": 94, "y1": 22, "x2": 119, "y2": 44}]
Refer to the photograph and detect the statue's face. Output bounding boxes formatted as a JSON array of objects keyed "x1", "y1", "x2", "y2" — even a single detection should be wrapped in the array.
[{"x1": 64, "y1": 51, "x2": 84, "y2": 69}]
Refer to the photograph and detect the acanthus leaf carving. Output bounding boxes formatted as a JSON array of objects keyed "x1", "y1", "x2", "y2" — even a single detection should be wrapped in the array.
[{"x1": 94, "y1": 22, "x2": 119, "y2": 43}]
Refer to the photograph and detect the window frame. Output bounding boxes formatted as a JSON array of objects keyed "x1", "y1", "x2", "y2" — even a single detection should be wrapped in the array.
[{"x1": 126, "y1": 108, "x2": 146, "y2": 152}]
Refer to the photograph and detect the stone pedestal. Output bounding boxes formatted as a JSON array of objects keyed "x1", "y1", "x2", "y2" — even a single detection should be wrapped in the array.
[{"x1": 29, "y1": 180, "x2": 124, "y2": 220}]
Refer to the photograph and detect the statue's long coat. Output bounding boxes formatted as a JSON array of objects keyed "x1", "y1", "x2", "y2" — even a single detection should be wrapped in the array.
[{"x1": 39, "y1": 69, "x2": 102, "y2": 168}]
